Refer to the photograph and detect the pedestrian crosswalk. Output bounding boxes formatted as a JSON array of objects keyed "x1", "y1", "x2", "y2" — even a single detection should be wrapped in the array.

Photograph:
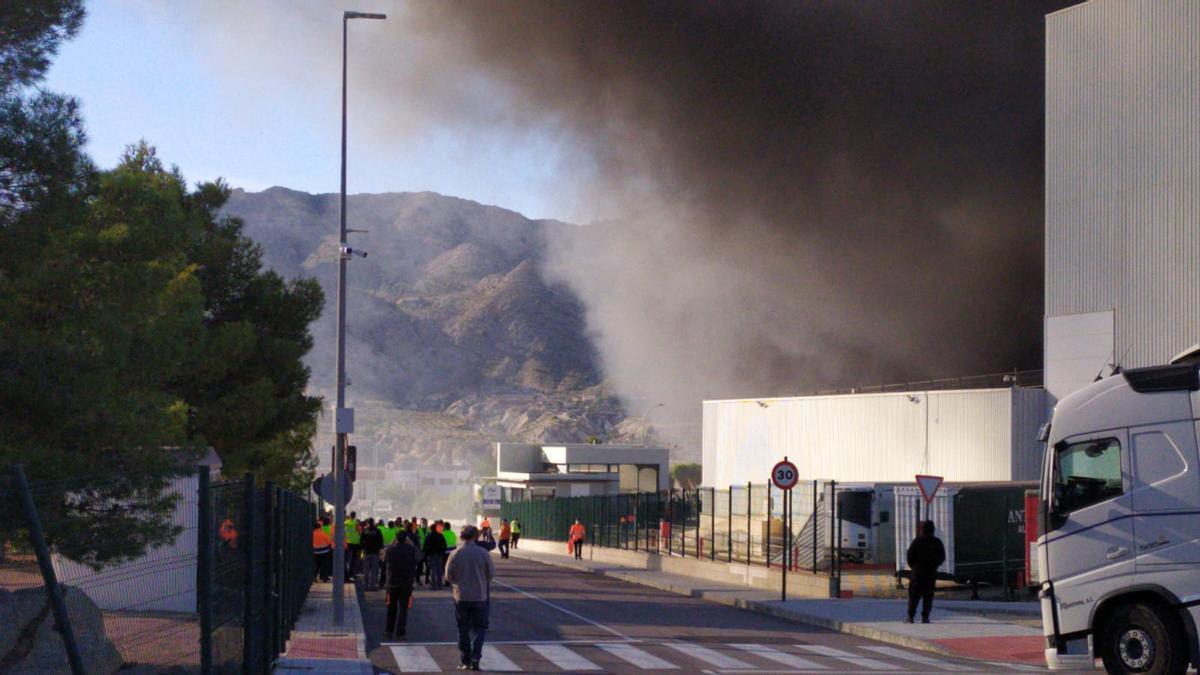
[{"x1": 382, "y1": 639, "x2": 1046, "y2": 672}]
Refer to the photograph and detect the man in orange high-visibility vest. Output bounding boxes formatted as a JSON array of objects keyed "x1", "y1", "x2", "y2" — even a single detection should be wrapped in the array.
[
  {"x1": 219, "y1": 517, "x2": 239, "y2": 549},
  {"x1": 568, "y1": 520, "x2": 586, "y2": 559},
  {"x1": 312, "y1": 519, "x2": 333, "y2": 582}
]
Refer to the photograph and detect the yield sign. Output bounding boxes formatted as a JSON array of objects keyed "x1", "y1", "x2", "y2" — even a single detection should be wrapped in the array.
[{"x1": 915, "y1": 474, "x2": 944, "y2": 504}]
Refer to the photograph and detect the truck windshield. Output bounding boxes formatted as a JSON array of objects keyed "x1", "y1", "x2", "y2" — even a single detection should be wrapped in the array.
[{"x1": 1053, "y1": 438, "x2": 1123, "y2": 514}]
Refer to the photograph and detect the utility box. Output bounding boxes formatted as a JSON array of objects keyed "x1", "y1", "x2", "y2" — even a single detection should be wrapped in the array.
[{"x1": 335, "y1": 407, "x2": 355, "y2": 434}]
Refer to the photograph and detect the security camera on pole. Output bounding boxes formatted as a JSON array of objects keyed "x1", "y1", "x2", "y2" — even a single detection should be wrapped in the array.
[{"x1": 332, "y1": 8, "x2": 386, "y2": 627}]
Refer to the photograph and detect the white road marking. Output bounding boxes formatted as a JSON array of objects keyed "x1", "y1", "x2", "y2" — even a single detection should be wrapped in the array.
[
  {"x1": 598, "y1": 642, "x2": 679, "y2": 669},
  {"x1": 664, "y1": 643, "x2": 754, "y2": 669},
  {"x1": 481, "y1": 644, "x2": 522, "y2": 671},
  {"x1": 861, "y1": 645, "x2": 975, "y2": 671},
  {"x1": 795, "y1": 645, "x2": 894, "y2": 670},
  {"x1": 493, "y1": 578, "x2": 630, "y2": 640},
  {"x1": 389, "y1": 645, "x2": 439, "y2": 672},
  {"x1": 732, "y1": 643, "x2": 828, "y2": 669},
  {"x1": 528, "y1": 643, "x2": 602, "y2": 670}
]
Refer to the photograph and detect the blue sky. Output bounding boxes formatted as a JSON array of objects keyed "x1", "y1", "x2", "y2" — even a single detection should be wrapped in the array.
[{"x1": 43, "y1": 0, "x2": 587, "y2": 222}]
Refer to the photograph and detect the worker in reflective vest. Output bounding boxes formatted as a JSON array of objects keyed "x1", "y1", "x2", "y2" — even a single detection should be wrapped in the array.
[
  {"x1": 219, "y1": 517, "x2": 238, "y2": 550},
  {"x1": 312, "y1": 520, "x2": 333, "y2": 582},
  {"x1": 345, "y1": 513, "x2": 362, "y2": 580}
]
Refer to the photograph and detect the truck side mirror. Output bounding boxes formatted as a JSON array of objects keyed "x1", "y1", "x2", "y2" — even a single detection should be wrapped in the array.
[{"x1": 1044, "y1": 484, "x2": 1069, "y2": 531}]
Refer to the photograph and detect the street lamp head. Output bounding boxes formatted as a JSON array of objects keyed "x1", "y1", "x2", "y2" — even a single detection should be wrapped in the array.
[{"x1": 345, "y1": 11, "x2": 387, "y2": 20}]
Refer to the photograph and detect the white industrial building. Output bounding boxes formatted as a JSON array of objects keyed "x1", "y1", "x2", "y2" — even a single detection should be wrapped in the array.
[
  {"x1": 702, "y1": 387, "x2": 1046, "y2": 487},
  {"x1": 492, "y1": 443, "x2": 670, "y2": 500},
  {"x1": 1044, "y1": 0, "x2": 1200, "y2": 404},
  {"x1": 51, "y1": 450, "x2": 223, "y2": 613},
  {"x1": 703, "y1": 0, "x2": 1200, "y2": 490}
]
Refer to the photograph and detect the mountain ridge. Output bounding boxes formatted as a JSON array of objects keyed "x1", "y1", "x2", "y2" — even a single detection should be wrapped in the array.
[{"x1": 221, "y1": 187, "x2": 649, "y2": 474}]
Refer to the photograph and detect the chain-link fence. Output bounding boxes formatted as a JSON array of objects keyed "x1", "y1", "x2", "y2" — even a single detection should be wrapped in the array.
[
  {"x1": 1, "y1": 464, "x2": 315, "y2": 674},
  {"x1": 500, "y1": 481, "x2": 848, "y2": 572}
]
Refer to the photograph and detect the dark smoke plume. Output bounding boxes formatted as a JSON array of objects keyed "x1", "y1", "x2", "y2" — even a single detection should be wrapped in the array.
[{"x1": 193, "y1": 1, "x2": 1053, "y2": 446}]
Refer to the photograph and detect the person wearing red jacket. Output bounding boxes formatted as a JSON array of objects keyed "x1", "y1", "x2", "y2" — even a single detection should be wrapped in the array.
[{"x1": 568, "y1": 520, "x2": 586, "y2": 560}]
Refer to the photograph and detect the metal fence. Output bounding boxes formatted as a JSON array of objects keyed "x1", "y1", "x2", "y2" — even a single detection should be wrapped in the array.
[
  {"x1": 501, "y1": 481, "x2": 847, "y2": 572},
  {"x1": 1, "y1": 464, "x2": 314, "y2": 674},
  {"x1": 199, "y1": 472, "x2": 315, "y2": 673}
]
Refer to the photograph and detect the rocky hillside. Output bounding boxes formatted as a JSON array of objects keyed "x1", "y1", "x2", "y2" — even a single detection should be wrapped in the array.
[{"x1": 222, "y1": 188, "x2": 644, "y2": 469}]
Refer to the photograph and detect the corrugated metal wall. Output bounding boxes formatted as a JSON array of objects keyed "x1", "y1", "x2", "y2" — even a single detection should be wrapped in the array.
[
  {"x1": 703, "y1": 388, "x2": 1045, "y2": 487},
  {"x1": 1011, "y1": 387, "x2": 1049, "y2": 480},
  {"x1": 1046, "y1": 0, "x2": 1200, "y2": 372}
]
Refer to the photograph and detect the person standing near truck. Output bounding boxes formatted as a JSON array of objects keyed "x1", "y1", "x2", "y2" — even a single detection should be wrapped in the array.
[{"x1": 905, "y1": 520, "x2": 946, "y2": 624}]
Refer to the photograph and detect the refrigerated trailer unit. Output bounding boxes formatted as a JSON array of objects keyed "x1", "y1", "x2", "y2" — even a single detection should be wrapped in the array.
[{"x1": 895, "y1": 482, "x2": 1033, "y2": 586}]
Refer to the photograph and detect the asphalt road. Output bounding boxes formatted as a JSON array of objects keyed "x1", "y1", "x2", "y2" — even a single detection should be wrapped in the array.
[{"x1": 360, "y1": 555, "x2": 1049, "y2": 673}]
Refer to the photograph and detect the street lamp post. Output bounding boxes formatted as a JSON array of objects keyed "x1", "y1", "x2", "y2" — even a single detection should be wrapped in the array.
[
  {"x1": 332, "y1": 8, "x2": 386, "y2": 627},
  {"x1": 640, "y1": 402, "x2": 665, "y2": 447}
]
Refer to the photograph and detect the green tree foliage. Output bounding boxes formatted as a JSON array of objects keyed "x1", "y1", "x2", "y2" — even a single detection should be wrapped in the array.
[
  {"x1": 174, "y1": 168, "x2": 323, "y2": 491},
  {"x1": 0, "y1": 1, "x2": 84, "y2": 90},
  {"x1": 0, "y1": 3, "x2": 324, "y2": 564},
  {"x1": 672, "y1": 463, "x2": 702, "y2": 489}
]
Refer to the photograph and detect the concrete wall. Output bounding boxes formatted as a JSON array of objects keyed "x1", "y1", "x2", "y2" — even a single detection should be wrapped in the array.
[
  {"x1": 52, "y1": 475, "x2": 199, "y2": 614},
  {"x1": 497, "y1": 443, "x2": 541, "y2": 474},
  {"x1": 512, "y1": 537, "x2": 837, "y2": 598},
  {"x1": 703, "y1": 388, "x2": 1046, "y2": 487},
  {"x1": 1045, "y1": 0, "x2": 1200, "y2": 402}
]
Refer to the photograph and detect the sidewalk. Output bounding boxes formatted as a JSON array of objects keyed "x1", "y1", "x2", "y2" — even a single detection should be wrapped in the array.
[
  {"x1": 274, "y1": 582, "x2": 373, "y2": 674},
  {"x1": 509, "y1": 547, "x2": 1047, "y2": 667}
]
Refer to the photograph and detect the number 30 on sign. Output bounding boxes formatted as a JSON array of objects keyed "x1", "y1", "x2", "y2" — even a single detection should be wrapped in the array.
[{"x1": 771, "y1": 459, "x2": 799, "y2": 490}]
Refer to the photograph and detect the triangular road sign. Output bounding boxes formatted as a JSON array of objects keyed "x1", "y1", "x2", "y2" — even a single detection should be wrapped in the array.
[{"x1": 915, "y1": 474, "x2": 944, "y2": 504}]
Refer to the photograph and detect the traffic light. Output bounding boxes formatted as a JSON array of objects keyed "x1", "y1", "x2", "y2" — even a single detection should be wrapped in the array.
[{"x1": 345, "y1": 445, "x2": 357, "y2": 482}]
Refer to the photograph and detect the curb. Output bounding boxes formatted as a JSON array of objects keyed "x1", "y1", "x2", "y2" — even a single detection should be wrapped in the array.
[{"x1": 510, "y1": 549, "x2": 998, "y2": 661}]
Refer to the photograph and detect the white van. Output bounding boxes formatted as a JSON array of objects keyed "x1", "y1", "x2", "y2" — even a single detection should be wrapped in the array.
[{"x1": 1038, "y1": 354, "x2": 1200, "y2": 673}]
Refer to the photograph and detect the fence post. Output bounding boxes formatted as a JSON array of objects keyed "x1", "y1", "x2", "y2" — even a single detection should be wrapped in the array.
[
  {"x1": 11, "y1": 464, "x2": 85, "y2": 675},
  {"x1": 242, "y1": 473, "x2": 258, "y2": 672},
  {"x1": 710, "y1": 488, "x2": 716, "y2": 560},
  {"x1": 746, "y1": 483, "x2": 752, "y2": 565},
  {"x1": 811, "y1": 480, "x2": 818, "y2": 574},
  {"x1": 765, "y1": 485, "x2": 771, "y2": 569},
  {"x1": 198, "y1": 467, "x2": 214, "y2": 675},
  {"x1": 829, "y1": 480, "x2": 840, "y2": 598},
  {"x1": 263, "y1": 482, "x2": 277, "y2": 670}
]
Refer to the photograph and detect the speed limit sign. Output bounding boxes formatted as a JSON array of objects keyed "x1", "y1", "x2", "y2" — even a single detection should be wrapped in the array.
[{"x1": 771, "y1": 458, "x2": 799, "y2": 490}]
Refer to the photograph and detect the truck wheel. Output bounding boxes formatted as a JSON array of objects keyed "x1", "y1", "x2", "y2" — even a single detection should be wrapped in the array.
[{"x1": 1099, "y1": 603, "x2": 1187, "y2": 675}]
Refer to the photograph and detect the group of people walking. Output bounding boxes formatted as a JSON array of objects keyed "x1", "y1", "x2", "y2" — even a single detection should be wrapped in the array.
[{"x1": 311, "y1": 514, "x2": 520, "y2": 670}]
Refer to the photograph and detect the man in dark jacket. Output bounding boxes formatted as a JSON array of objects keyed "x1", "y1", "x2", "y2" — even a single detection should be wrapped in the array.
[
  {"x1": 360, "y1": 519, "x2": 385, "y2": 591},
  {"x1": 422, "y1": 522, "x2": 448, "y2": 590},
  {"x1": 905, "y1": 519, "x2": 946, "y2": 623},
  {"x1": 381, "y1": 532, "x2": 418, "y2": 639}
]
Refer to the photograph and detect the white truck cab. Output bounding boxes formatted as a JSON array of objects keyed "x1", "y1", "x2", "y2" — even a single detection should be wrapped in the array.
[{"x1": 1039, "y1": 354, "x2": 1200, "y2": 673}]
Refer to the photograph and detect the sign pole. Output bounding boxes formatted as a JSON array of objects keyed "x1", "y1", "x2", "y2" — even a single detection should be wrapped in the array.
[
  {"x1": 782, "y1": 483, "x2": 787, "y2": 602},
  {"x1": 771, "y1": 456, "x2": 798, "y2": 603}
]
